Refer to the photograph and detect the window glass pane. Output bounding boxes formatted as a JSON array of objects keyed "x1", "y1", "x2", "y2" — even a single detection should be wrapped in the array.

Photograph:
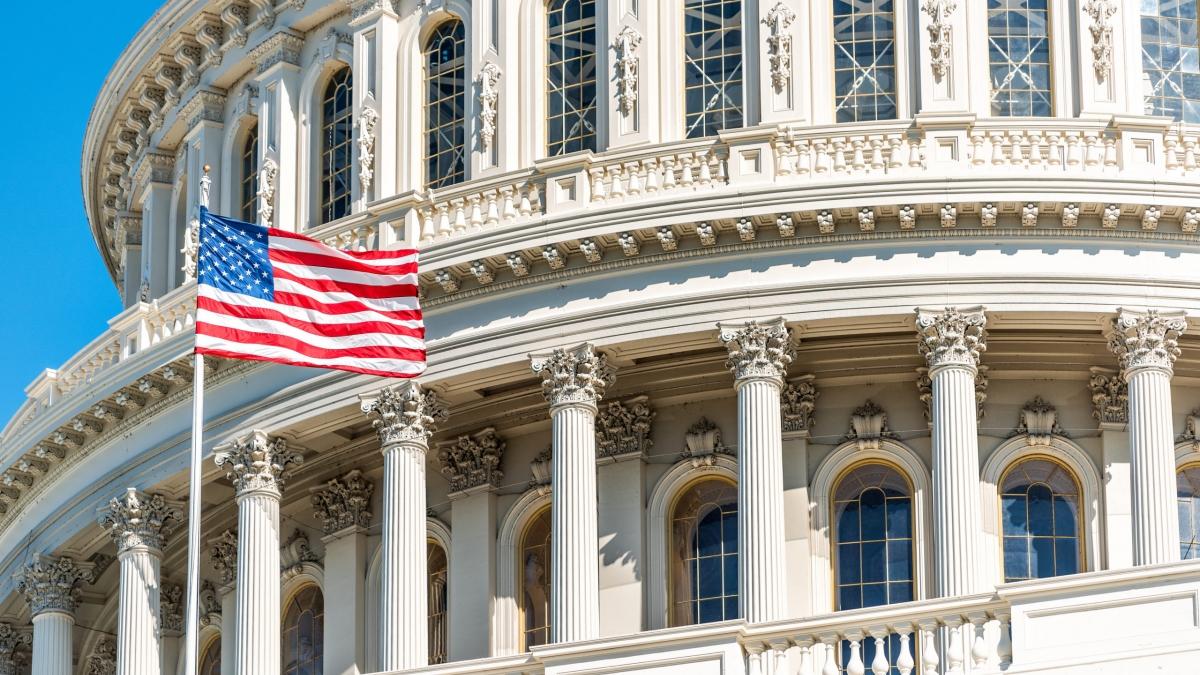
[
  {"x1": 987, "y1": 0, "x2": 1052, "y2": 116},
  {"x1": 1178, "y1": 465, "x2": 1200, "y2": 559},
  {"x1": 282, "y1": 585, "x2": 324, "y2": 675},
  {"x1": 521, "y1": 507, "x2": 552, "y2": 650},
  {"x1": 1001, "y1": 459, "x2": 1083, "y2": 581},
  {"x1": 320, "y1": 67, "x2": 353, "y2": 224},
  {"x1": 670, "y1": 479, "x2": 738, "y2": 627},
  {"x1": 1143, "y1": 1, "x2": 1200, "y2": 121},
  {"x1": 833, "y1": 0, "x2": 897, "y2": 122},
  {"x1": 240, "y1": 125, "x2": 258, "y2": 222},
  {"x1": 425, "y1": 20, "x2": 466, "y2": 189},
  {"x1": 428, "y1": 542, "x2": 449, "y2": 664},
  {"x1": 684, "y1": 0, "x2": 744, "y2": 137},
  {"x1": 547, "y1": 0, "x2": 598, "y2": 155},
  {"x1": 833, "y1": 463, "x2": 914, "y2": 613}
]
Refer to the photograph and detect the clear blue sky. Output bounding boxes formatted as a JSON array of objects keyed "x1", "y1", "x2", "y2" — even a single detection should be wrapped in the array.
[{"x1": 0, "y1": 2, "x2": 163, "y2": 424}]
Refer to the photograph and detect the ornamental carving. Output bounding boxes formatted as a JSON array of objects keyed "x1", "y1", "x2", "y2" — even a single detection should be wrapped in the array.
[
  {"x1": 781, "y1": 375, "x2": 818, "y2": 433},
  {"x1": 257, "y1": 156, "x2": 278, "y2": 225},
  {"x1": 763, "y1": 3, "x2": 796, "y2": 91},
  {"x1": 917, "y1": 365, "x2": 987, "y2": 423},
  {"x1": 98, "y1": 488, "x2": 182, "y2": 553},
  {"x1": 199, "y1": 580, "x2": 221, "y2": 625},
  {"x1": 311, "y1": 469, "x2": 374, "y2": 534},
  {"x1": 361, "y1": 381, "x2": 449, "y2": 447},
  {"x1": 250, "y1": 31, "x2": 304, "y2": 73},
  {"x1": 530, "y1": 343, "x2": 615, "y2": 409},
  {"x1": 160, "y1": 583, "x2": 184, "y2": 634},
  {"x1": 682, "y1": 417, "x2": 731, "y2": 468},
  {"x1": 1015, "y1": 396, "x2": 1063, "y2": 446},
  {"x1": 922, "y1": 0, "x2": 957, "y2": 81},
  {"x1": 209, "y1": 529, "x2": 238, "y2": 585},
  {"x1": 530, "y1": 447, "x2": 553, "y2": 493},
  {"x1": 1083, "y1": 0, "x2": 1117, "y2": 82},
  {"x1": 718, "y1": 318, "x2": 795, "y2": 382},
  {"x1": 438, "y1": 427, "x2": 505, "y2": 493},
  {"x1": 215, "y1": 430, "x2": 303, "y2": 496},
  {"x1": 282, "y1": 528, "x2": 319, "y2": 572},
  {"x1": 915, "y1": 306, "x2": 987, "y2": 369},
  {"x1": 357, "y1": 98, "x2": 379, "y2": 197},
  {"x1": 596, "y1": 396, "x2": 655, "y2": 460},
  {"x1": 477, "y1": 61, "x2": 502, "y2": 151},
  {"x1": 848, "y1": 400, "x2": 896, "y2": 451},
  {"x1": 1088, "y1": 367, "x2": 1127, "y2": 426},
  {"x1": 612, "y1": 26, "x2": 642, "y2": 115},
  {"x1": 1107, "y1": 308, "x2": 1188, "y2": 375},
  {"x1": 1181, "y1": 410, "x2": 1200, "y2": 451},
  {"x1": 84, "y1": 638, "x2": 117, "y2": 675},
  {"x1": 16, "y1": 557, "x2": 94, "y2": 617},
  {"x1": 0, "y1": 623, "x2": 30, "y2": 664}
]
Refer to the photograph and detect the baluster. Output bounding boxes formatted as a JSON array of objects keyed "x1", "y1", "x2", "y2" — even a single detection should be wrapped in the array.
[
  {"x1": 697, "y1": 151, "x2": 713, "y2": 185},
  {"x1": 468, "y1": 195, "x2": 484, "y2": 230},
  {"x1": 420, "y1": 208, "x2": 435, "y2": 241},
  {"x1": 644, "y1": 159, "x2": 660, "y2": 192},
  {"x1": 920, "y1": 627, "x2": 940, "y2": 675},
  {"x1": 680, "y1": 154, "x2": 696, "y2": 185},
  {"x1": 1103, "y1": 136, "x2": 1118, "y2": 169},
  {"x1": 895, "y1": 631, "x2": 914, "y2": 675},
  {"x1": 795, "y1": 639, "x2": 814, "y2": 675},
  {"x1": 846, "y1": 635, "x2": 866, "y2": 675},
  {"x1": 945, "y1": 620, "x2": 965, "y2": 675},
  {"x1": 814, "y1": 140, "x2": 831, "y2": 173},
  {"x1": 1046, "y1": 132, "x2": 1063, "y2": 167},
  {"x1": 821, "y1": 637, "x2": 840, "y2": 675},
  {"x1": 485, "y1": 190, "x2": 500, "y2": 226},
  {"x1": 451, "y1": 199, "x2": 467, "y2": 234},
  {"x1": 609, "y1": 164, "x2": 625, "y2": 198},
  {"x1": 796, "y1": 140, "x2": 812, "y2": 176},
  {"x1": 1028, "y1": 132, "x2": 1043, "y2": 166},
  {"x1": 747, "y1": 644, "x2": 764, "y2": 675},
  {"x1": 887, "y1": 137, "x2": 903, "y2": 170},
  {"x1": 518, "y1": 186, "x2": 533, "y2": 216},
  {"x1": 1165, "y1": 135, "x2": 1180, "y2": 171},
  {"x1": 436, "y1": 204, "x2": 451, "y2": 237},
  {"x1": 869, "y1": 137, "x2": 884, "y2": 170},
  {"x1": 527, "y1": 183, "x2": 542, "y2": 214},
  {"x1": 970, "y1": 133, "x2": 985, "y2": 166},
  {"x1": 1084, "y1": 133, "x2": 1101, "y2": 168},
  {"x1": 662, "y1": 157, "x2": 678, "y2": 188},
  {"x1": 851, "y1": 138, "x2": 866, "y2": 171},
  {"x1": 776, "y1": 141, "x2": 796, "y2": 175},
  {"x1": 1008, "y1": 131, "x2": 1025, "y2": 166},
  {"x1": 870, "y1": 633, "x2": 890, "y2": 675},
  {"x1": 1184, "y1": 138, "x2": 1198, "y2": 170},
  {"x1": 995, "y1": 610, "x2": 1013, "y2": 668},
  {"x1": 1064, "y1": 133, "x2": 1082, "y2": 167},
  {"x1": 907, "y1": 137, "x2": 923, "y2": 168},
  {"x1": 989, "y1": 132, "x2": 1006, "y2": 166},
  {"x1": 968, "y1": 614, "x2": 990, "y2": 668},
  {"x1": 627, "y1": 161, "x2": 643, "y2": 195},
  {"x1": 832, "y1": 139, "x2": 848, "y2": 173},
  {"x1": 590, "y1": 167, "x2": 607, "y2": 201},
  {"x1": 500, "y1": 186, "x2": 517, "y2": 220}
]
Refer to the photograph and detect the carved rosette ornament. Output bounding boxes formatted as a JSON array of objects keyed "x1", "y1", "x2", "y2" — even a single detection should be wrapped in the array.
[
  {"x1": 762, "y1": 2, "x2": 796, "y2": 92},
  {"x1": 612, "y1": 26, "x2": 642, "y2": 115},
  {"x1": 98, "y1": 488, "x2": 182, "y2": 553},
  {"x1": 16, "y1": 556, "x2": 95, "y2": 616},
  {"x1": 596, "y1": 396, "x2": 655, "y2": 460},
  {"x1": 781, "y1": 375, "x2": 817, "y2": 433},
  {"x1": 0, "y1": 623, "x2": 31, "y2": 669},
  {"x1": 215, "y1": 430, "x2": 303, "y2": 497},
  {"x1": 1089, "y1": 367, "x2": 1128, "y2": 426},
  {"x1": 718, "y1": 318, "x2": 795, "y2": 384},
  {"x1": 361, "y1": 381, "x2": 449, "y2": 447},
  {"x1": 311, "y1": 469, "x2": 374, "y2": 534},
  {"x1": 915, "y1": 306, "x2": 987, "y2": 371},
  {"x1": 477, "y1": 61, "x2": 502, "y2": 151},
  {"x1": 1083, "y1": 0, "x2": 1117, "y2": 82},
  {"x1": 1015, "y1": 396, "x2": 1063, "y2": 446},
  {"x1": 1107, "y1": 308, "x2": 1188, "y2": 375},
  {"x1": 438, "y1": 427, "x2": 505, "y2": 493},
  {"x1": 922, "y1": 0, "x2": 957, "y2": 81},
  {"x1": 209, "y1": 529, "x2": 238, "y2": 585},
  {"x1": 530, "y1": 343, "x2": 616, "y2": 410}
]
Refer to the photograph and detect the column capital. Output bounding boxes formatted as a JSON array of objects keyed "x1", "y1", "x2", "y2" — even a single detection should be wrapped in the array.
[
  {"x1": 348, "y1": 0, "x2": 399, "y2": 25},
  {"x1": 311, "y1": 469, "x2": 374, "y2": 535},
  {"x1": 717, "y1": 318, "x2": 795, "y2": 384},
  {"x1": 360, "y1": 381, "x2": 448, "y2": 447},
  {"x1": 596, "y1": 396, "x2": 655, "y2": 462},
  {"x1": 208, "y1": 529, "x2": 239, "y2": 586},
  {"x1": 1089, "y1": 366, "x2": 1128, "y2": 428},
  {"x1": 98, "y1": 488, "x2": 182, "y2": 554},
  {"x1": 16, "y1": 556, "x2": 94, "y2": 617},
  {"x1": 161, "y1": 582, "x2": 184, "y2": 636},
  {"x1": 915, "y1": 306, "x2": 987, "y2": 370},
  {"x1": 0, "y1": 623, "x2": 30, "y2": 667},
  {"x1": 1107, "y1": 308, "x2": 1188, "y2": 376},
  {"x1": 214, "y1": 430, "x2": 303, "y2": 497},
  {"x1": 437, "y1": 427, "x2": 505, "y2": 495},
  {"x1": 781, "y1": 375, "x2": 818, "y2": 434},
  {"x1": 530, "y1": 343, "x2": 615, "y2": 410}
]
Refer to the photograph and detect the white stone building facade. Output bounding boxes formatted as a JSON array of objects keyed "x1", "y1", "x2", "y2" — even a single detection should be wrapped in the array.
[{"x1": 3, "y1": 0, "x2": 1200, "y2": 673}]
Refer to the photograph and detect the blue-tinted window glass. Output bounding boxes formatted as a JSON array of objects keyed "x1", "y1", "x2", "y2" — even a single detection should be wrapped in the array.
[
  {"x1": 834, "y1": 462, "x2": 914, "y2": 613},
  {"x1": 425, "y1": 20, "x2": 466, "y2": 188},
  {"x1": 1001, "y1": 458, "x2": 1082, "y2": 582},
  {"x1": 547, "y1": 0, "x2": 598, "y2": 155},
  {"x1": 320, "y1": 67, "x2": 353, "y2": 224},
  {"x1": 987, "y1": 0, "x2": 1053, "y2": 116},
  {"x1": 1178, "y1": 465, "x2": 1200, "y2": 559},
  {"x1": 833, "y1": 0, "x2": 897, "y2": 122},
  {"x1": 671, "y1": 479, "x2": 738, "y2": 626},
  {"x1": 684, "y1": 0, "x2": 744, "y2": 137},
  {"x1": 1142, "y1": 0, "x2": 1200, "y2": 122}
]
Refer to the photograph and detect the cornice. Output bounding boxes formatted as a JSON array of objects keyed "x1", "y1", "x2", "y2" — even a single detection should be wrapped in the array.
[
  {"x1": 249, "y1": 29, "x2": 304, "y2": 73},
  {"x1": 178, "y1": 88, "x2": 227, "y2": 130}
]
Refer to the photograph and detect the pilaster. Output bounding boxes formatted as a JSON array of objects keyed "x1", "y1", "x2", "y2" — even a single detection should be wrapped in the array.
[
  {"x1": 0, "y1": 623, "x2": 31, "y2": 675},
  {"x1": 350, "y1": 1, "x2": 399, "y2": 204},
  {"x1": 1090, "y1": 367, "x2": 1133, "y2": 569},
  {"x1": 781, "y1": 375, "x2": 817, "y2": 618},
  {"x1": 313, "y1": 469, "x2": 374, "y2": 675},
  {"x1": 917, "y1": 0, "x2": 969, "y2": 113},
  {"x1": 250, "y1": 31, "x2": 303, "y2": 230},
  {"x1": 136, "y1": 156, "x2": 175, "y2": 300},
  {"x1": 17, "y1": 556, "x2": 94, "y2": 675},
  {"x1": 117, "y1": 212, "x2": 143, "y2": 307},
  {"x1": 159, "y1": 583, "x2": 183, "y2": 675},
  {"x1": 361, "y1": 381, "x2": 448, "y2": 670}
]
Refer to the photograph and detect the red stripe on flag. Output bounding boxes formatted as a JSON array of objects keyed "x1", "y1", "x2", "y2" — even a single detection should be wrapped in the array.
[
  {"x1": 197, "y1": 323, "x2": 426, "y2": 362},
  {"x1": 194, "y1": 346, "x2": 424, "y2": 379},
  {"x1": 268, "y1": 248, "x2": 418, "y2": 276},
  {"x1": 198, "y1": 296, "x2": 424, "y2": 339},
  {"x1": 268, "y1": 228, "x2": 419, "y2": 260},
  {"x1": 272, "y1": 266, "x2": 419, "y2": 299},
  {"x1": 271, "y1": 291, "x2": 422, "y2": 321}
]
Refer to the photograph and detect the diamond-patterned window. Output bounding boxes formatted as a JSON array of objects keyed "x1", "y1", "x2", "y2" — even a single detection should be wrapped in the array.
[
  {"x1": 547, "y1": 0, "x2": 598, "y2": 156},
  {"x1": 684, "y1": 0, "x2": 744, "y2": 138},
  {"x1": 1141, "y1": 0, "x2": 1200, "y2": 122},
  {"x1": 320, "y1": 66, "x2": 353, "y2": 224},
  {"x1": 987, "y1": 0, "x2": 1053, "y2": 117},
  {"x1": 833, "y1": 0, "x2": 897, "y2": 123},
  {"x1": 241, "y1": 124, "x2": 258, "y2": 223},
  {"x1": 425, "y1": 20, "x2": 466, "y2": 188}
]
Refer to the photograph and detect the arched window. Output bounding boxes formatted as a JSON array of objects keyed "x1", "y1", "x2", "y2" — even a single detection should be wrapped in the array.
[
  {"x1": 1179, "y1": 464, "x2": 1200, "y2": 559},
  {"x1": 547, "y1": 0, "x2": 598, "y2": 154},
  {"x1": 425, "y1": 20, "x2": 466, "y2": 188},
  {"x1": 428, "y1": 541, "x2": 449, "y2": 664},
  {"x1": 282, "y1": 584, "x2": 324, "y2": 675},
  {"x1": 320, "y1": 67, "x2": 353, "y2": 224},
  {"x1": 1141, "y1": 1, "x2": 1200, "y2": 122},
  {"x1": 199, "y1": 636, "x2": 220, "y2": 675},
  {"x1": 987, "y1": 0, "x2": 1052, "y2": 116},
  {"x1": 1000, "y1": 457, "x2": 1081, "y2": 581},
  {"x1": 684, "y1": 0, "x2": 744, "y2": 138},
  {"x1": 833, "y1": 0, "x2": 897, "y2": 122},
  {"x1": 241, "y1": 124, "x2": 259, "y2": 222},
  {"x1": 519, "y1": 506, "x2": 552, "y2": 650},
  {"x1": 669, "y1": 478, "x2": 738, "y2": 626}
]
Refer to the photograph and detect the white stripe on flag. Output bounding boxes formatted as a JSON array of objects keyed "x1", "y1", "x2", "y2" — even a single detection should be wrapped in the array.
[{"x1": 196, "y1": 332, "x2": 426, "y2": 375}]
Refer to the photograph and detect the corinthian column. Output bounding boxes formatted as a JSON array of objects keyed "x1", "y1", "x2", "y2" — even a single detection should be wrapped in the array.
[
  {"x1": 0, "y1": 623, "x2": 31, "y2": 675},
  {"x1": 530, "y1": 343, "x2": 615, "y2": 643},
  {"x1": 16, "y1": 556, "x2": 94, "y2": 675},
  {"x1": 214, "y1": 430, "x2": 303, "y2": 675},
  {"x1": 99, "y1": 488, "x2": 182, "y2": 675},
  {"x1": 1107, "y1": 308, "x2": 1189, "y2": 565},
  {"x1": 717, "y1": 319, "x2": 794, "y2": 624},
  {"x1": 916, "y1": 306, "x2": 988, "y2": 597},
  {"x1": 361, "y1": 382, "x2": 448, "y2": 670}
]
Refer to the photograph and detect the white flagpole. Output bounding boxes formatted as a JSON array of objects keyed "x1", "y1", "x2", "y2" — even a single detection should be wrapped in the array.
[{"x1": 182, "y1": 165, "x2": 211, "y2": 675}]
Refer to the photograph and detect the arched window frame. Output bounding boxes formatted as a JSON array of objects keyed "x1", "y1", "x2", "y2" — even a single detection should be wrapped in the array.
[
  {"x1": 1174, "y1": 441, "x2": 1200, "y2": 559},
  {"x1": 281, "y1": 582, "x2": 325, "y2": 675},
  {"x1": 239, "y1": 123, "x2": 260, "y2": 222},
  {"x1": 423, "y1": 17, "x2": 469, "y2": 188},
  {"x1": 516, "y1": 503, "x2": 553, "y2": 650},
  {"x1": 996, "y1": 455, "x2": 1084, "y2": 581},
  {"x1": 428, "y1": 538, "x2": 450, "y2": 664},
  {"x1": 297, "y1": 40, "x2": 354, "y2": 229},
  {"x1": 646, "y1": 454, "x2": 737, "y2": 630},
  {"x1": 810, "y1": 440, "x2": 931, "y2": 614},
  {"x1": 981, "y1": 435, "x2": 1101, "y2": 583},
  {"x1": 495, "y1": 488, "x2": 552, "y2": 655},
  {"x1": 666, "y1": 474, "x2": 739, "y2": 626},
  {"x1": 198, "y1": 629, "x2": 222, "y2": 675}
]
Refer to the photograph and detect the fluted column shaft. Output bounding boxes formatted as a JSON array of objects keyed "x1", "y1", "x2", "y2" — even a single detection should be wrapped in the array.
[
  {"x1": 234, "y1": 489, "x2": 281, "y2": 674},
  {"x1": 550, "y1": 403, "x2": 602, "y2": 642},
  {"x1": 380, "y1": 441, "x2": 429, "y2": 668},
  {"x1": 116, "y1": 546, "x2": 162, "y2": 675},
  {"x1": 736, "y1": 377, "x2": 788, "y2": 623},
  {"x1": 31, "y1": 612, "x2": 72, "y2": 675},
  {"x1": 1128, "y1": 368, "x2": 1180, "y2": 564},
  {"x1": 929, "y1": 363, "x2": 986, "y2": 596}
]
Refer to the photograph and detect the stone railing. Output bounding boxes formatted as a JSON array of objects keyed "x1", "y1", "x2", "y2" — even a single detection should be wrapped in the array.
[{"x1": 418, "y1": 170, "x2": 543, "y2": 243}]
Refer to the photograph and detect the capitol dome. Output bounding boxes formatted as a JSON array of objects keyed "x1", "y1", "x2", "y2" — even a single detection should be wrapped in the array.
[{"x1": 4, "y1": 0, "x2": 1200, "y2": 673}]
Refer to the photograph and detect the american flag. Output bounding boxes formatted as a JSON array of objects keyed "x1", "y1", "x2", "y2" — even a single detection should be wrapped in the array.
[{"x1": 194, "y1": 208, "x2": 425, "y2": 378}]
